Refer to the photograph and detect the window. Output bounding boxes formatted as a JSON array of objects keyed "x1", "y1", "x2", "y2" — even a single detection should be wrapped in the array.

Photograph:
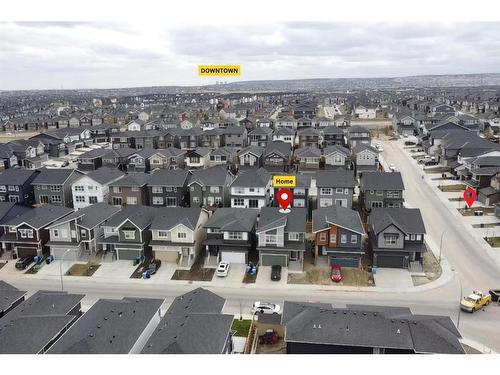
[
  {"x1": 178, "y1": 232, "x2": 187, "y2": 239},
  {"x1": 340, "y1": 234, "x2": 347, "y2": 244},
  {"x1": 152, "y1": 186, "x2": 163, "y2": 194},
  {"x1": 75, "y1": 196, "x2": 85, "y2": 203},
  {"x1": 192, "y1": 196, "x2": 200, "y2": 204},
  {"x1": 50, "y1": 185, "x2": 61, "y2": 192},
  {"x1": 158, "y1": 231, "x2": 168, "y2": 238},
  {"x1": 319, "y1": 232, "x2": 327, "y2": 241},
  {"x1": 370, "y1": 190, "x2": 374, "y2": 195},
  {"x1": 123, "y1": 230, "x2": 135, "y2": 240},
  {"x1": 376, "y1": 190, "x2": 383, "y2": 196},
  {"x1": 53, "y1": 229, "x2": 59, "y2": 238},
  {"x1": 9, "y1": 226, "x2": 16, "y2": 233},
  {"x1": 152, "y1": 197, "x2": 164, "y2": 205},
  {"x1": 0, "y1": 186, "x2": 6, "y2": 192},
  {"x1": 330, "y1": 234, "x2": 337, "y2": 243},
  {"x1": 131, "y1": 186, "x2": 139, "y2": 192},
  {"x1": 233, "y1": 198, "x2": 245, "y2": 207},
  {"x1": 344, "y1": 188, "x2": 349, "y2": 195},
  {"x1": 320, "y1": 188, "x2": 332, "y2": 195},
  {"x1": 371, "y1": 201, "x2": 383, "y2": 208},
  {"x1": 51, "y1": 196, "x2": 62, "y2": 204},
  {"x1": 113, "y1": 186, "x2": 121, "y2": 193},
  {"x1": 74, "y1": 186, "x2": 84, "y2": 192},
  {"x1": 210, "y1": 186, "x2": 220, "y2": 193},
  {"x1": 9, "y1": 196, "x2": 19, "y2": 203},
  {"x1": 8, "y1": 186, "x2": 15, "y2": 192},
  {"x1": 265, "y1": 234, "x2": 277, "y2": 243},
  {"x1": 351, "y1": 235, "x2": 357, "y2": 244},
  {"x1": 166, "y1": 197, "x2": 177, "y2": 206},
  {"x1": 336, "y1": 188, "x2": 344, "y2": 194},
  {"x1": 89, "y1": 196, "x2": 98, "y2": 204},
  {"x1": 410, "y1": 234, "x2": 416, "y2": 241},
  {"x1": 387, "y1": 191, "x2": 400, "y2": 198},
  {"x1": 234, "y1": 187, "x2": 245, "y2": 194},
  {"x1": 39, "y1": 195, "x2": 49, "y2": 204},
  {"x1": 384, "y1": 234, "x2": 398, "y2": 245},
  {"x1": 416, "y1": 234, "x2": 422, "y2": 241},
  {"x1": 80, "y1": 229, "x2": 86, "y2": 238},
  {"x1": 19, "y1": 229, "x2": 33, "y2": 239},
  {"x1": 228, "y1": 232, "x2": 243, "y2": 240},
  {"x1": 289, "y1": 232, "x2": 300, "y2": 241},
  {"x1": 165, "y1": 187, "x2": 173, "y2": 192},
  {"x1": 248, "y1": 199, "x2": 259, "y2": 208},
  {"x1": 214, "y1": 197, "x2": 222, "y2": 205},
  {"x1": 127, "y1": 196, "x2": 137, "y2": 205}
]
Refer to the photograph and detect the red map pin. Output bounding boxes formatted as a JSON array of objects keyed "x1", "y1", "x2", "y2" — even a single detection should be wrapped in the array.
[
  {"x1": 277, "y1": 188, "x2": 292, "y2": 210},
  {"x1": 463, "y1": 187, "x2": 476, "y2": 208}
]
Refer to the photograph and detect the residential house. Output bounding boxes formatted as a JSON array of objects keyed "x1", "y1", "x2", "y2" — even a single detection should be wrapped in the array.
[
  {"x1": 203, "y1": 207, "x2": 259, "y2": 266},
  {"x1": 263, "y1": 141, "x2": 292, "y2": 172},
  {"x1": 186, "y1": 147, "x2": 212, "y2": 169},
  {"x1": 148, "y1": 169, "x2": 190, "y2": 207},
  {"x1": 312, "y1": 205, "x2": 365, "y2": 267},
  {"x1": 179, "y1": 128, "x2": 203, "y2": 150},
  {"x1": 297, "y1": 128, "x2": 321, "y2": 148},
  {"x1": 0, "y1": 145, "x2": 19, "y2": 171},
  {"x1": 31, "y1": 168, "x2": 80, "y2": 207},
  {"x1": 237, "y1": 146, "x2": 264, "y2": 169},
  {"x1": 323, "y1": 145, "x2": 351, "y2": 169},
  {"x1": 248, "y1": 127, "x2": 273, "y2": 148},
  {"x1": 354, "y1": 105, "x2": 377, "y2": 119},
  {"x1": 102, "y1": 147, "x2": 136, "y2": 170},
  {"x1": 108, "y1": 172, "x2": 151, "y2": 206},
  {"x1": 352, "y1": 143, "x2": 380, "y2": 176},
  {"x1": 347, "y1": 126, "x2": 371, "y2": 148},
  {"x1": 271, "y1": 174, "x2": 311, "y2": 211},
  {"x1": 72, "y1": 168, "x2": 125, "y2": 210},
  {"x1": 0, "y1": 205, "x2": 73, "y2": 259},
  {"x1": 188, "y1": 166, "x2": 233, "y2": 207},
  {"x1": 77, "y1": 148, "x2": 109, "y2": 171},
  {"x1": 127, "y1": 148, "x2": 158, "y2": 173},
  {"x1": 321, "y1": 126, "x2": 345, "y2": 147},
  {"x1": 201, "y1": 128, "x2": 224, "y2": 149},
  {"x1": 147, "y1": 148, "x2": 186, "y2": 170},
  {"x1": 359, "y1": 172, "x2": 405, "y2": 213},
  {"x1": 230, "y1": 167, "x2": 271, "y2": 209},
  {"x1": 368, "y1": 208, "x2": 426, "y2": 269},
  {"x1": 0, "y1": 281, "x2": 26, "y2": 319},
  {"x1": 0, "y1": 168, "x2": 39, "y2": 205},
  {"x1": 208, "y1": 147, "x2": 238, "y2": 169},
  {"x1": 316, "y1": 169, "x2": 356, "y2": 208},
  {"x1": 393, "y1": 113, "x2": 417, "y2": 136},
  {"x1": 272, "y1": 127, "x2": 296, "y2": 147},
  {"x1": 256, "y1": 207, "x2": 307, "y2": 271},
  {"x1": 46, "y1": 203, "x2": 121, "y2": 261},
  {"x1": 294, "y1": 146, "x2": 322, "y2": 171},
  {"x1": 149, "y1": 207, "x2": 208, "y2": 268},
  {"x1": 223, "y1": 126, "x2": 247, "y2": 148},
  {"x1": 6, "y1": 140, "x2": 48, "y2": 169}
]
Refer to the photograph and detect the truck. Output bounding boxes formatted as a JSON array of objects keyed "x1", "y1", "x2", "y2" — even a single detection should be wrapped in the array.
[{"x1": 460, "y1": 291, "x2": 492, "y2": 312}]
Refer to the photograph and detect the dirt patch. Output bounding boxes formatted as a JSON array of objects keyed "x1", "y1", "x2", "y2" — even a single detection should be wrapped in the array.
[
  {"x1": 65, "y1": 262, "x2": 100, "y2": 277},
  {"x1": 243, "y1": 271, "x2": 257, "y2": 283},
  {"x1": 171, "y1": 256, "x2": 214, "y2": 282},
  {"x1": 0, "y1": 262, "x2": 6, "y2": 270},
  {"x1": 438, "y1": 184, "x2": 466, "y2": 192},
  {"x1": 288, "y1": 266, "x2": 374, "y2": 287},
  {"x1": 255, "y1": 338, "x2": 287, "y2": 354},
  {"x1": 412, "y1": 251, "x2": 442, "y2": 286},
  {"x1": 459, "y1": 207, "x2": 494, "y2": 216},
  {"x1": 484, "y1": 237, "x2": 500, "y2": 247},
  {"x1": 424, "y1": 166, "x2": 450, "y2": 174}
]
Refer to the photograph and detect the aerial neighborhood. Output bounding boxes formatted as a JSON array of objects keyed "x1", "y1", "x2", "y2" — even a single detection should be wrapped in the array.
[{"x1": 1, "y1": 82, "x2": 500, "y2": 354}]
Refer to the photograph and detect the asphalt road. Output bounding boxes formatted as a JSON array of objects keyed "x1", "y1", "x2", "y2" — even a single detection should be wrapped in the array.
[{"x1": 3, "y1": 137, "x2": 500, "y2": 352}]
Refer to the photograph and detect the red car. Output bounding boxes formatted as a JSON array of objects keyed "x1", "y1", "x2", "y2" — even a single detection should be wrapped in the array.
[{"x1": 330, "y1": 264, "x2": 342, "y2": 282}]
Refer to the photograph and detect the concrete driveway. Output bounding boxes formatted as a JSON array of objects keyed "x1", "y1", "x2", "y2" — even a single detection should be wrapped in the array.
[
  {"x1": 256, "y1": 266, "x2": 288, "y2": 287},
  {"x1": 211, "y1": 264, "x2": 246, "y2": 286},
  {"x1": 92, "y1": 260, "x2": 137, "y2": 280},
  {"x1": 373, "y1": 268, "x2": 413, "y2": 289}
]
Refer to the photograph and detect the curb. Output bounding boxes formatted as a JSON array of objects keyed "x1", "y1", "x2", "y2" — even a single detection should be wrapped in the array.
[{"x1": 460, "y1": 337, "x2": 498, "y2": 354}]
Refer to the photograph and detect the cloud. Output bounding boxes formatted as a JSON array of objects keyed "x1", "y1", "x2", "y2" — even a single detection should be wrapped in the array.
[{"x1": 1, "y1": 21, "x2": 500, "y2": 89}]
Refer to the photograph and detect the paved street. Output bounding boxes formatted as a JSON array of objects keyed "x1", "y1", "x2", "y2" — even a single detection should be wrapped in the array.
[{"x1": 2, "y1": 137, "x2": 500, "y2": 352}]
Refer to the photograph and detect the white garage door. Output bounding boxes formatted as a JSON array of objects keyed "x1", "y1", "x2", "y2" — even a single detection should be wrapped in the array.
[{"x1": 221, "y1": 251, "x2": 246, "y2": 264}]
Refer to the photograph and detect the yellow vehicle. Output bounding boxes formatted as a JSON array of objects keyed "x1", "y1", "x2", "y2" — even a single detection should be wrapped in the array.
[{"x1": 460, "y1": 291, "x2": 492, "y2": 313}]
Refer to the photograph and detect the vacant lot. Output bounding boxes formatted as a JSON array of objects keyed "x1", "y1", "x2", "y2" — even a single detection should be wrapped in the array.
[
  {"x1": 438, "y1": 184, "x2": 466, "y2": 192},
  {"x1": 484, "y1": 237, "x2": 500, "y2": 247},
  {"x1": 288, "y1": 266, "x2": 374, "y2": 287},
  {"x1": 66, "y1": 263, "x2": 100, "y2": 276},
  {"x1": 412, "y1": 251, "x2": 442, "y2": 286},
  {"x1": 459, "y1": 207, "x2": 494, "y2": 216}
]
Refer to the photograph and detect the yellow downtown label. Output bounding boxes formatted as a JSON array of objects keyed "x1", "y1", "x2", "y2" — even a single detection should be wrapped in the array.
[{"x1": 198, "y1": 65, "x2": 241, "y2": 76}]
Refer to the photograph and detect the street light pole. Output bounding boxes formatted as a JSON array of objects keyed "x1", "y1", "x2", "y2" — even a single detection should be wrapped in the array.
[
  {"x1": 454, "y1": 269, "x2": 463, "y2": 330},
  {"x1": 59, "y1": 249, "x2": 72, "y2": 292},
  {"x1": 439, "y1": 230, "x2": 446, "y2": 264}
]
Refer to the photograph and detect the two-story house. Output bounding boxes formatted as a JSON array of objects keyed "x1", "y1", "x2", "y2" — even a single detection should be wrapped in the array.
[
  {"x1": 0, "y1": 205, "x2": 73, "y2": 259},
  {"x1": 108, "y1": 172, "x2": 151, "y2": 207},
  {"x1": 312, "y1": 205, "x2": 366, "y2": 268},
  {"x1": 237, "y1": 146, "x2": 264, "y2": 169},
  {"x1": 77, "y1": 148, "x2": 109, "y2": 171},
  {"x1": 208, "y1": 147, "x2": 238, "y2": 170},
  {"x1": 263, "y1": 141, "x2": 292, "y2": 172},
  {"x1": 127, "y1": 148, "x2": 157, "y2": 173},
  {"x1": 321, "y1": 126, "x2": 345, "y2": 147},
  {"x1": 316, "y1": 169, "x2": 356, "y2": 208},
  {"x1": 99, "y1": 205, "x2": 157, "y2": 261},
  {"x1": 72, "y1": 168, "x2": 125, "y2": 210},
  {"x1": 188, "y1": 166, "x2": 233, "y2": 207},
  {"x1": 272, "y1": 127, "x2": 296, "y2": 147},
  {"x1": 186, "y1": 147, "x2": 212, "y2": 169},
  {"x1": 323, "y1": 145, "x2": 351, "y2": 169},
  {"x1": 248, "y1": 127, "x2": 273, "y2": 148},
  {"x1": 0, "y1": 168, "x2": 39, "y2": 205},
  {"x1": 46, "y1": 203, "x2": 121, "y2": 261},
  {"x1": 203, "y1": 208, "x2": 259, "y2": 267},
  {"x1": 347, "y1": 126, "x2": 371, "y2": 148},
  {"x1": 31, "y1": 169, "x2": 80, "y2": 207},
  {"x1": 271, "y1": 174, "x2": 311, "y2": 211},
  {"x1": 352, "y1": 143, "x2": 380, "y2": 176},
  {"x1": 230, "y1": 167, "x2": 271, "y2": 209},
  {"x1": 147, "y1": 148, "x2": 186, "y2": 170},
  {"x1": 148, "y1": 169, "x2": 190, "y2": 207},
  {"x1": 368, "y1": 208, "x2": 426, "y2": 269},
  {"x1": 149, "y1": 207, "x2": 208, "y2": 269},
  {"x1": 256, "y1": 207, "x2": 307, "y2": 271},
  {"x1": 359, "y1": 172, "x2": 405, "y2": 213},
  {"x1": 294, "y1": 146, "x2": 322, "y2": 170},
  {"x1": 297, "y1": 128, "x2": 321, "y2": 148},
  {"x1": 223, "y1": 126, "x2": 247, "y2": 148}
]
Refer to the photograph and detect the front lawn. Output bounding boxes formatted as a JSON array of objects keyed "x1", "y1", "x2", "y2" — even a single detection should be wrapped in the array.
[
  {"x1": 231, "y1": 319, "x2": 252, "y2": 337},
  {"x1": 0, "y1": 262, "x2": 6, "y2": 270},
  {"x1": 459, "y1": 207, "x2": 494, "y2": 216},
  {"x1": 65, "y1": 262, "x2": 100, "y2": 276},
  {"x1": 484, "y1": 237, "x2": 500, "y2": 247},
  {"x1": 438, "y1": 184, "x2": 466, "y2": 192}
]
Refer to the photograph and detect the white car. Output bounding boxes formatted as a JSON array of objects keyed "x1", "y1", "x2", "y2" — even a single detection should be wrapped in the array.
[
  {"x1": 389, "y1": 163, "x2": 397, "y2": 172},
  {"x1": 216, "y1": 261, "x2": 230, "y2": 277},
  {"x1": 252, "y1": 301, "x2": 281, "y2": 315}
]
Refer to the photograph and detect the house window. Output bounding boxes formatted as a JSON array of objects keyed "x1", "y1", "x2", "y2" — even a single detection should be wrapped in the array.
[
  {"x1": 319, "y1": 232, "x2": 327, "y2": 241},
  {"x1": 152, "y1": 196, "x2": 164, "y2": 205},
  {"x1": 158, "y1": 231, "x2": 168, "y2": 238},
  {"x1": 19, "y1": 229, "x2": 33, "y2": 239},
  {"x1": 8, "y1": 186, "x2": 15, "y2": 192},
  {"x1": 9, "y1": 196, "x2": 19, "y2": 203},
  {"x1": 320, "y1": 188, "x2": 332, "y2": 195},
  {"x1": 233, "y1": 198, "x2": 245, "y2": 207},
  {"x1": 371, "y1": 201, "x2": 383, "y2": 208},
  {"x1": 228, "y1": 232, "x2": 243, "y2": 240},
  {"x1": 344, "y1": 188, "x2": 349, "y2": 195},
  {"x1": 289, "y1": 232, "x2": 300, "y2": 241},
  {"x1": 376, "y1": 190, "x2": 383, "y2": 196},
  {"x1": 75, "y1": 196, "x2": 85, "y2": 203},
  {"x1": 112, "y1": 197, "x2": 123, "y2": 206},
  {"x1": 370, "y1": 190, "x2": 374, "y2": 195},
  {"x1": 416, "y1": 234, "x2": 422, "y2": 241},
  {"x1": 192, "y1": 196, "x2": 200, "y2": 204},
  {"x1": 131, "y1": 186, "x2": 139, "y2": 192},
  {"x1": 127, "y1": 196, "x2": 137, "y2": 205},
  {"x1": 0, "y1": 186, "x2": 6, "y2": 192},
  {"x1": 410, "y1": 234, "x2": 416, "y2": 241},
  {"x1": 166, "y1": 197, "x2": 177, "y2": 206},
  {"x1": 123, "y1": 230, "x2": 136, "y2": 240},
  {"x1": 234, "y1": 187, "x2": 245, "y2": 194},
  {"x1": 265, "y1": 234, "x2": 277, "y2": 243},
  {"x1": 210, "y1": 186, "x2": 220, "y2": 193},
  {"x1": 351, "y1": 235, "x2": 357, "y2": 244},
  {"x1": 336, "y1": 188, "x2": 344, "y2": 194},
  {"x1": 248, "y1": 199, "x2": 259, "y2": 208},
  {"x1": 330, "y1": 234, "x2": 337, "y2": 243},
  {"x1": 384, "y1": 234, "x2": 398, "y2": 245},
  {"x1": 39, "y1": 195, "x2": 49, "y2": 204},
  {"x1": 50, "y1": 185, "x2": 61, "y2": 192},
  {"x1": 9, "y1": 226, "x2": 16, "y2": 233},
  {"x1": 165, "y1": 187, "x2": 173, "y2": 192},
  {"x1": 53, "y1": 229, "x2": 59, "y2": 238},
  {"x1": 340, "y1": 234, "x2": 347, "y2": 244},
  {"x1": 74, "y1": 186, "x2": 84, "y2": 192},
  {"x1": 152, "y1": 186, "x2": 163, "y2": 194},
  {"x1": 80, "y1": 229, "x2": 86, "y2": 238},
  {"x1": 89, "y1": 196, "x2": 98, "y2": 204},
  {"x1": 51, "y1": 196, "x2": 62, "y2": 204},
  {"x1": 178, "y1": 232, "x2": 187, "y2": 239},
  {"x1": 113, "y1": 186, "x2": 121, "y2": 193},
  {"x1": 214, "y1": 197, "x2": 222, "y2": 205}
]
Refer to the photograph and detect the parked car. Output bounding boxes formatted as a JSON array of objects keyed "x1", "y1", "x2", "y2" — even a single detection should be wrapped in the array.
[
  {"x1": 146, "y1": 259, "x2": 161, "y2": 276},
  {"x1": 389, "y1": 164, "x2": 397, "y2": 172},
  {"x1": 330, "y1": 264, "x2": 342, "y2": 282},
  {"x1": 271, "y1": 265, "x2": 282, "y2": 281},
  {"x1": 489, "y1": 289, "x2": 500, "y2": 302},
  {"x1": 252, "y1": 301, "x2": 281, "y2": 315},
  {"x1": 460, "y1": 291, "x2": 492, "y2": 312},
  {"x1": 15, "y1": 257, "x2": 32, "y2": 270},
  {"x1": 424, "y1": 160, "x2": 439, "y2": 166},
  {"x1": 216, "y1": 261, "x2": 230, "y2": 277}
]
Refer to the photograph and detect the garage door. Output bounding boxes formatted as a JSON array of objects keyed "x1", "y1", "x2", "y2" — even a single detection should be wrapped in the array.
[
  {"x1": 221, "y1": 251, "x2": 246, "y2": 264},
  {"x1": 16, "y1": 247, "x2": 38, "y2": 259},
  {"x1": 376, "y1": 255, "x2": 405, "y2": 268},
  {"x1": 260, "y1": 254, "x2": 288, "y2": 267},
  {"x1": 52, "y1": 247, "x2": 80, "y2": 261},
  {"x1": 117, "y1": 249, "x2": 142, "y2": 261},
  {"x1": 330, "y1": 256, "x2": 359, "y2": 268},
  {"x1": 154, "y1": 251, "x2": 179, "y2": 263}
]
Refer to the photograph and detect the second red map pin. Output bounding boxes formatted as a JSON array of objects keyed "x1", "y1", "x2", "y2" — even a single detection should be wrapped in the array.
[{"x1": 463, "y1": 187, "x2": 477, "y2": 208}]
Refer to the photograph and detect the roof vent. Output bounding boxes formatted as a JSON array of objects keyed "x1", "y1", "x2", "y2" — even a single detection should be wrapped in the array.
[
  {"x1": 346, "y1": 326, "x2": 349, "y2": 332},
  {"x1": 363, "y1": 312, "x2": 367, "y2": 316},
  {"x1": 97, "y1": 324, "x2": 101, "y2": 329},
  {"x1": 413, "y1": 321, "x2": 417, "y2": 325},
  {"x1": 391, "y1": 319, "x2": 395, "y2": 323},
  {"x1": 343, "y1": 311, "x2": 347, "y2": 315},
  {"x1": 353, "y1": 311, "x2": 357, "y2": 315},
  {"x1": 318, "y1": 324, "x2": 322, "y2": 329},
  {"x1": 397, "y1": 329, "x2": 401, "y2": 334},
  {"x1": 89, "y1": 333, "x2": 94, "y2": 337},
  {"x1": 118, "y1": 312, "x2": 123, "y2": 317},
  {"x1": 374, "y1": 312, "x2": 377, "y2": 316},
  {"x1": 104, "y1": 317, "x2": 108, "y2": 320}
]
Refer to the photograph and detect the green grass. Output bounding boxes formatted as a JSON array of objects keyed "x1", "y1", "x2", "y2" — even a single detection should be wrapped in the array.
[
  {"x1": 438, "y1": 184, "x2": 466, "y2": 192},
  {"x1": 485, "y1": 237, "x2": 500, "y2": 247},
  {"x1": 231, "y1": 319, "x2": 252, "y2": 337}
]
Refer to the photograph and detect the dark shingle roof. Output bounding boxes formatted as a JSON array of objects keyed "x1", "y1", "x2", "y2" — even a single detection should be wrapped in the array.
[
  {"x1": 315, "y1": 169, "x2": 356, "y2": 188},
  {"x1": 369, "y1": 208, "x2": 426, "y2": 235},
  {"x1": 3, "y1": 205, "x2": 73, "y2": 229},
  {"x1": 257, "y1": 207, "x2": 307, "y2": 233},
  {"x1": 360, "y1": 171, "x2": 405, "y2": 191},
  {"x1": 0, "y1": 168, "x2": 37, "y2": 185},
  {"x1": 188, "y1": 166, "x2": 230, "y2": 187},
  {"x1": 231, "y1": 167, "x2": 270, "y2": 188},
  {"x1": 148, "y1": 169, "x2": 189, "y2": 187},
  {"x1": 81, "y1": 167, "x2": 125, "y2": 185},
  {"x1": 312, "y1": 205, "x2": 365, "y2": 234},
  {"x1": 47, "y1": 203, "x2": 121, "y2": 230},
  {"x1": 204, "y1": 208, "x2": 258, "y2": 232},
  {"x1": 31, "y1": 168, "x2": 77, "y2": 185},
  {"x1": 103, "y1": 205, "x2": 157, "y2": 230},
  {"x1": 150, "y1": 207, "x2": 202, "y2": 231}
]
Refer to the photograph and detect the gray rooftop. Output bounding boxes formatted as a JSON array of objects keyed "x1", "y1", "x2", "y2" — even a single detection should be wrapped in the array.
[
  {"x1": 257, "y1": 207, "x2": 307, "y2": 233},
  {"x1": 103, "y1": 205, "x2": 157, "y2": 230},
  {"x1": 3, "y1": 205, "x2": 73, "y2": 230},
  {"x1": 369, "y1": 207, "x2": 426, "y2": 235},
  {"x1": 231, "y1": 167, "x2": 270, "y2": 188},
  {"x1": 148, "y1": 168, "x2": 189, "y2": 187},
  {"x1": 47, "y1": 203, "x2": 121, "y2": 230},
  {"x1": 31, "y1": 168, "x2": 78, "y2": 185},
  {"x1": 80, "y1": 167, "x2": 125, "y2": 185},
  {"x1": 360, "y1": 171, "x2": 405, "y2": 191},
  {"x1": 188, "y1": 165, "x2": 230, "y2": 187},
  {"x1": 315, "y1": 169, "x2": 356, "y2": 188},
  {"x1": 150, "y1": 207, "x2": 202, "y2": 231},
  {"x1": 108, "y1": 172, "x2": 151, "y2": 187},
  {"x1": 204, "y1": 207, "x2": 258, "y2": 232},
  {"x1": 0, "y1": 168, "x2": 37, "y2": 185},
  {"x1": 312, "y1": 205, "x2": 365, "y2": 234}
]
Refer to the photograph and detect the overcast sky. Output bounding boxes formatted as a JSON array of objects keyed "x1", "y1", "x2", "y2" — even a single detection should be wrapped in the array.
[{"x1": 1, "y1": 22, "x2": 500, "y2": 90}]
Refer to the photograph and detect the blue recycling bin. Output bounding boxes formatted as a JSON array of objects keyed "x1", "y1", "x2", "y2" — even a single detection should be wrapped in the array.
[
  {"x1": 371, "y1": 267, "x2": 377, "y2": 274},
  {"x1": 34, "y1": 256, "x2": 40, "y2": 264}
]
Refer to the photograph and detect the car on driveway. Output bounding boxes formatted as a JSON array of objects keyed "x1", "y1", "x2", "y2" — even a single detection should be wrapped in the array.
[
  {"x1": 271, "y1": 265, "x2": 282, "y2": 281},
  {"x1": 460, "y1": 291, "x2": 492, "y2": 312},
  {"x1": 252, "y1": 301, "x2": 281, "y2": 315},
  {"x1": 15, "y1": 257, "x2": 32, "y2": 270},
  {"x1": 216, "y1": 261, "x2": 230, "y2": 277},
  {"x1": 330, "y1": 264, "x2": 342, "y2": 282}
]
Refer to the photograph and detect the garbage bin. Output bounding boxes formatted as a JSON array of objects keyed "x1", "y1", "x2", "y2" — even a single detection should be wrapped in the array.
[
  {"x1": 367, "y1": 266, "x2": 372, "y2": 273},
  {"x1": 372, "y1": 267, "x2": 377, "y2": 274},
  {"x1": 134, "y1": 256, "x2": 141, "y2": 266}
]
